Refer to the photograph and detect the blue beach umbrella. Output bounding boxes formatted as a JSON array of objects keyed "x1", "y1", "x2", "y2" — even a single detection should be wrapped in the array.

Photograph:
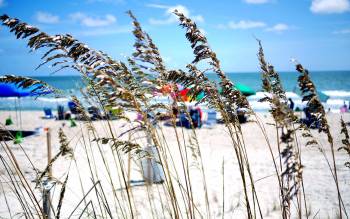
[
  {"x1": 316, "y1": 91, "x2": 329, "y2": 103},
  {"x1": 293, "y1": 86, "x2": 329, "y2": 103},
  {"x1": 0, "y1": 82, "x2": 53, "y2": 141},
  {"x1": 0, "y1": 82, "x2": 51, "y2": 97}
]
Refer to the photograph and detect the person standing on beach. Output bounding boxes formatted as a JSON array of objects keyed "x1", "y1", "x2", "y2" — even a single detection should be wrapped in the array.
[
  {"x1": 288, "y1": 98, "x2": 295, "y2": 110},
  {"x1": 340, "y1": 101, "x2": 348, "y2": 113}
]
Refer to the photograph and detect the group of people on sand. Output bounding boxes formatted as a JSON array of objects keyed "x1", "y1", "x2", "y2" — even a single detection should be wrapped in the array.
[
  {"x1": 287, "y1": 97, "x2": 350, "y2": 129},
  {"x1": 288, "y1": 97, "x2": 350, "y2": 113}
]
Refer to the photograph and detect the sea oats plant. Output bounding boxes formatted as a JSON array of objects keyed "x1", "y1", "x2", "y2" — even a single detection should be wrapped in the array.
[
  {"x1": 257, "y1": 40, "x2": 304, "y2": 219},
  {"x1": 0, "y1": 11, "x2": 348, "y2": 219},
  {"x1": 294, "y1": 63, "x2": 346, "y2": 218},
  {"x1": 339, "y1": 118, "x2": 350, "y2": 169}
]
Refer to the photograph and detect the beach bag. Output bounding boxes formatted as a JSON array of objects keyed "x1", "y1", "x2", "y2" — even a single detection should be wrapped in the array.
[
  {"x1": 14, "y1": 131, "x2": 23, "y2": 144},
  {"x1": 5, "y1": 117, "x2": 13, "y2": 126}
]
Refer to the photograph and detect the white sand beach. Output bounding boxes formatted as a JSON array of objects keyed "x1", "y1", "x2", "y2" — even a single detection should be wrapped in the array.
[{"x1": 0, "y1": 110, "x2": 349, "y2": 218}]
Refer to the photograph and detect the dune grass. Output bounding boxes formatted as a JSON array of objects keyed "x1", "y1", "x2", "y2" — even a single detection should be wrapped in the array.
[{"x1": 0, "y1": 11, "x2": 349, "y2": 219}]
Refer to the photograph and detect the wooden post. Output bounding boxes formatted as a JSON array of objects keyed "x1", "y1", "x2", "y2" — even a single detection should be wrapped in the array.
[
  {"x1": 43, "y1": 183, "x2": 51, "y2": 219},
  {"x1": 46, "y1": 128, "x2": 52, "y2": 178},
  {"x1": 43, "y1": 128, "x2": 51, "y2": 219}
]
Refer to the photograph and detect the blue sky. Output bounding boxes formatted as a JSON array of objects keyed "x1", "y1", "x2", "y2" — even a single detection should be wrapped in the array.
[{"x1": 0, "y1": 0, "x2": 349, "y2": 75}]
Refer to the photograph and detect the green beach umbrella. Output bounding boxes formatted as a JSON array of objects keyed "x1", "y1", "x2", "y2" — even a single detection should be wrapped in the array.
[
  {"x1": 234, "y1": 83, "x2": 256, "y2": 96},
  {"x1": 195, "y1": 91, "x2": 205, "y2": 101},
  {"x1": 218, "y1": 83, "x2": 256, "y2": 97},
  {"x1": 187, "y1": 82, "x2": 255, "y2": 102},
  {"x1": 316, "y1": 91, "x2": 329, "y2": 103}
]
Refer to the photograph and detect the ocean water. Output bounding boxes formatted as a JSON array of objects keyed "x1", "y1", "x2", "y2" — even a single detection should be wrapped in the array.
[{"x1": 0, "y1": 71, "x2": 349, "y2": 112}]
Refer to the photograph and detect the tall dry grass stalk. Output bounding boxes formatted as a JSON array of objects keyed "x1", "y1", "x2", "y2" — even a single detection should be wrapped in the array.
[
  {"x1": 294, "y1": 63, "x2": 347, "y2": 218},
  {"x1": 339, "y1": 118, "x2": 350, "y2": 169},
  {"x1": 257, "y1": 40, "x2": 304, "y2": 219}
]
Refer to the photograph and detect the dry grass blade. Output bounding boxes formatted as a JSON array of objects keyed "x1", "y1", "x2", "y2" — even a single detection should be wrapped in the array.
[
  {"x1": 58, "y1": 128, "x2": 74, "y2": 157},
  {"x1": 36, "y1": 128, "x2": 73, "y2": 185},
  {"x1": 173, "y1": 10, "x2": 250, "y2": 111},
  {"x1": 339, "y1": 118, "x2": 350, "y2": 168},
  {"x1": 56, "y1": 175, "x2": 69, "y2": 219},
  {"x1": 295, "y1": 64, "x2": 330, "y2": 136},
  {"x1": 127, "y1": 10, "x2": 167, "y2": 79},
  {"x1": 257, "y1": 40, "x2": 304, "y2": 218},
  {"x1": 295, "y1": 63, "x2": 346, "y2": 218},
  {"x1": 93, "y1": 137, "x2": 147, "y2": 158}
]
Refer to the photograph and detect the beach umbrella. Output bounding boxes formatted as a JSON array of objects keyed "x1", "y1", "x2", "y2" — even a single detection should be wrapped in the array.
[
  {"x1": 218, "y1": 83, "x2": 256, "y2": 97},
  {"x1": 195, "y1": 91, "x2": 205, "y2": 101},
  {"x1": 179, "y1": 88, "x2": 190, "y2": 102},
  {"x1": 177, "y1": 88, "x2": 206, "y2": 102},
  {"x1": 317, "y1": 91, "x2": 329, "y2": 103},
  {"x1": 293, "y1": 86, "x2": 329, "y2": 103},
  {"x1": 0, "y1": 82, "x2": 51, "y2": 97},
  {"x1": 0, "y1": 82, "x2": 53, "y2": 142},
  {"x1": 234, "y1": 83, "x2": 256, "y2": 96},
  {"x1": 178, "y1": 82, "x2": 256, "y2": 103}
]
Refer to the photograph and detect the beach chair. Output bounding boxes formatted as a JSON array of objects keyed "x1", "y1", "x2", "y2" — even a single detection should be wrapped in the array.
[
  {"x1": 57, "y1": 105, "x2": 65, "y2": 120},
  {"x1": 88, "y1": 106, "x2": 103, "y2": 120},
  {"x1": 237, "y1": 108, "x2": 247, "y2": 124},
  {"x1": 43, "y1": 107, "x2": 54, "y2": 119},
  {"x1": 178, "y1": 112, "x2": 190, "y2": 128},
  {"x1": 205, "y1": 110, "x2": 217, "y2": 128},
  {"x1": 190, "y1": 107, "x2": 202, "y2": 128},
  {"x1": 68, "y1": 101, "x2": 79, "y2": 114},
  {"x1": 300, "y1": 107, "x2": 320, "y2": 129}
]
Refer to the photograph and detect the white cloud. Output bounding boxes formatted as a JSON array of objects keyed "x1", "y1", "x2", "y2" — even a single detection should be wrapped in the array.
[
  {"x1": 35, "y1": 12, "x2": 60, "y2": 24},
  {"x1": 244, "y1": 0, "x2": 270, "y2": 4},
  {"x1": 311, "y1": 0, "x2": 350, "y2": 14},
  {"x1": 333, "y1": 28, "x2": 350, "y2": 34},
  {"x1": 70, "y1": 12, "x2": 116, "y2": 27},
  {"x1": 266, "y1": 23, "x2": 289, "y2": 33},
  {"x1": 148, "y1": 4, "x2": 204, "y2": 25},
  {"x1": 219, "y1": 20, "x2": 266, "y2": 29},
  {"x1": 146, "y1": 3, "x2": 169, "y2": 9}
]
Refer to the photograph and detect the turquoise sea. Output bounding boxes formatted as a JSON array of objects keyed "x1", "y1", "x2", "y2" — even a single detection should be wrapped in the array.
[{"x1": 0, "y1": 71, "x2": 349, "y2": 112}]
